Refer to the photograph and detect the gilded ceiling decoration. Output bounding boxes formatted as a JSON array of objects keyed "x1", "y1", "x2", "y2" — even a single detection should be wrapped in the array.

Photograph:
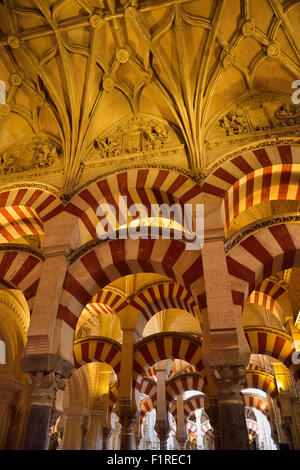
[{"x1": 0, "y1": 0, "x2": 298, "y2": 191}]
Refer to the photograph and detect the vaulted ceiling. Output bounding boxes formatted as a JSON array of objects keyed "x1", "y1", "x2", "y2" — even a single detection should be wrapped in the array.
[{"x1": 0, "y1": 0, "x2": 299, "y2": 194}]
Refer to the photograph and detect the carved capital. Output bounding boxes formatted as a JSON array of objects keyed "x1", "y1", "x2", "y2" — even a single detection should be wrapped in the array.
[
  {"x1": 27, "y1": 371, "x2": 66, "y2": 407},
  {"x1": 210, "y1": 365, "x2": 245, "y2": 400},
  {"x1": 119, "y1": 404, "x2": 139, "y2": 434}
]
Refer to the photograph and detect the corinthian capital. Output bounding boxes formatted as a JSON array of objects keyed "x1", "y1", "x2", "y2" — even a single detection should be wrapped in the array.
[
  {"x1": 26, "y1": 371, "x2": 66, "y2": 406},
  {"x1": 211, "y1": 365, "x2": 245, "y2": 398}
]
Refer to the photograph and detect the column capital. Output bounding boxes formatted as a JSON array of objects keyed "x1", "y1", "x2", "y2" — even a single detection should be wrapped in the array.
[
  {"x1": 26, "y1": 371, "x2": 66, "y2": 407},
  {"x1": 210, "y1": 365, "x2": 245, "y2": 400}
]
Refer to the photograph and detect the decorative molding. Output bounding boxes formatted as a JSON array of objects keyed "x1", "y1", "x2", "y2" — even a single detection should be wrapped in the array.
[
  {"x1": 0, "y1": 135, "x2": 62, "y2": 177},
  {"x1": 207, "y1": 138, "x2": 300, "y2": 176},
  {"x1": 0, "y1": 243, "x2": 45, "y2": 261},
  {"x1": 224, "y1": 213, "x2": 300, "y2": 253}
]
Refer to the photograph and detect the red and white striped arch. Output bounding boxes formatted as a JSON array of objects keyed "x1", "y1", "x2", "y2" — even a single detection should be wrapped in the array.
[
  {"x1": 223, "y1": 163, "x2": 300, "y2": 230},
  {"x1": 76, "y1": 301, "x2": 119, "y2": 332},
  {"x1": 247, "y1": 419, "x2": 260, "y2": 438},
  {"x1": 140, "y1": 396, "x2": 154, "y2": 418},
  {"x1": 0, "y1": 186, "x2": 63, "y2": 243},
  {"x1": 170, "y1": 394, "x2": 205, "y2": 420},
  {"x1": 200, "y1": 420, "x2": 213, "y2": 438},
  {"x1": 246, "y1": 278, "x2": 287, "y2": 324},
  {"x1": 91, "y1": 289, "x2": 128, "y2": 313},
  {"x1": 244, "y1": 326, "x2": 294, "y2": 368},
  {"x1": 243, "y1": 393, "x2": 269, "y2": 416},
  {"x1": 132, "y1": 281, "x2": 201, "y2": 331},
  {"x1": 227, "y1": 223, "x2": 300, "y2": 310},
  {"x1": 58, "y1": 237, "x2": 204, "y2": 331},
  {"x1": 202, "y1": 144, "x2": 299, "y2": 201},
  {"x1": 166, "y1": 373, "x2": 206, "y2": 408},
  {"x1": 66, "y1": 168, "x2": 202, "y2": 245},
  {"x1": 73, "y1": 337, "x2": 122, "y2": 376},
  {"x1": 243, "y1": 370, "x2": 278, "y2": 399},
  {"x1": 133, "y1": 333, "x2": 204, "y2": 390},
  {"x1": 0, "y1": 248, "x2": 43, "y2": 311}
]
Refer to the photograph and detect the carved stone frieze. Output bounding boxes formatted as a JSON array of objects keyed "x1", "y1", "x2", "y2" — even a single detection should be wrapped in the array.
[
  {"x1": 93, "y1": 116, "x2": 170, "y2": 159},
  {"x1": 207, "y1": 92, "x2": 300, "y2": 155},
  {"x1": 219, "y1": 109, "x2": 250, "y2": 136},
  {"x1": 0, "y1": 136, "x2": 61, "y2": 177},
  {"x1": 275, "y1": 103, "x2": 300, "y2": 127}
]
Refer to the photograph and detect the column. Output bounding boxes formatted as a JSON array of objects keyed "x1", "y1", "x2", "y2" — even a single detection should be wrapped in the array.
[
  {"x1": 195, "y1": 408, "x2": 202, "y2": 449},
  {"x1": 62, "y1": 407, "x2": 89, "y2": 450},
  {"x1": 87, "y1": 409, "x2": 103, "y2": 450},
  {"x1": 205, "y1": 396, "x2": 221, "y2": 450},
  {"x1": 210, "y1": 366, "x2": 250, "y2": 450},
  {"x1": 176, "y1": 394, "x2": 187, "y2": 450},
  {"x1": 154, "y1": 360, "x2": 170, "y2": 450},
  {"x1": 111, "y1": 422, "x2": 121, "y2": 450},
  {"x1": 118, "y1": 327, "x2": 139, "y2": 450},
  {"x1": 23, "y1": 371, "x2": 65, "y2": 450},
  {"x1": 0, "y1": 380, "x2": 24, "y2": 449},
  {"x1": 200, "y1": 220, "x2": 250, "y2": 450},
  {"x1": 135, "y1": 419, "x2": 143, "y2": 450},
  {"x1": 20, "y1": 214, "x2": 76, "y2": 389},
  {"x1": 103, "y1": 426, "x2": 113, "y2": 450}
]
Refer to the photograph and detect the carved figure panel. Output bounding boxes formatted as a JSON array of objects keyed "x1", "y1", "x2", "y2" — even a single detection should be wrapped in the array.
[
  {"x1": 92, "y1": 116, "x2": 172, "y2": 160},
  {"x1": 0, "y1": 136, "x2": 61, "y2": 176}
]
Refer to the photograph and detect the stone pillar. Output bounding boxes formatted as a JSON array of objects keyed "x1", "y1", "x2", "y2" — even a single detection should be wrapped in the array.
[
  {"x1": 176, "y1": 394, "x2": 187, "y2": 450},
  {"x1": 20, "y1": 214, "x2": 76, "y2": 387},
  {"x1": 118, "y1": 326, "x2": 139, "y2": 450},
  {"x1": 200, "y1": 221, "x2": 251, "y2": 451},
  {"x1": 195, "y1": 408, "x2": 202, "y2": 449},
  {"x1": 210, "y1": 366, "x2": 250, "y2": 450},
  {"x1": 62, "y1": 408, "x2": 89, "y2": 450},
  {"x1": 135, "y1": 418, "x2": 143, "y2": 450},
  {"x1": 119, "y1": 411, "x2": 137, "y2": 450},
  {"x1": 205, "y1": 396, "x2": 221, "y2": 450},
  {"x1": 0, "y1": 379, "x2": 25, "y2": 450},
  {"x1": 267, "y1": 398, "x2": 279, "y2": 449},
  {"x1": 155, "y1": 360, "x2": 171, "y2": 450},
  {"x1": 112, "y1": 422, "x2": 121, "y2": 450},
  {"x1": 103, "y1": 426, "x2": 113, "y2": 450},
  {"x1": 23, "y1": 372, "x2": 65, "y2": 450},
  {"x1": 87, "y1": 409, "x2": 103, "y2": 450},
  {"x1": 0, "y1": 384, "x2": 19, "y2": 449}
]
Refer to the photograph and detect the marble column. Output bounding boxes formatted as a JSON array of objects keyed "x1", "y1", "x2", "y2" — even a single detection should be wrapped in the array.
[
  {"x1": 86, "y1": 409, "x2": 103, "y2": 450},
  {"x1": 112, "y1": 422, "x2": 121, "y2": 450},
  {"x1": 102, "y1": 426, "x2": 113, "y2": 450},
  {"x1": 205, "y1": 396, "x2": 221, "y2": 450},
  {"x1": 62, "y1": 408, "x2": 89, "y2": 450},
  {"x1": 118, "y1": 326, "x2": 139, "y2": 450},
  {"x1": 211, "y1": 366, "x2": 250, "y2": 450},
  {"x1": 176, "y1": 394, "x2": 187, "y2": 450},
  {"x1": 195, "y1": 408, "x2": 202, "y2": 449},
  {"x1": 155, "y1": 360, "x2": 170, "y2": 450},
  {"x1": 23, "y1": 372, "x2": 65, "y2": 450},
  {"x1": 119, "y1": 410, "x2": 137, "y2": 450},
  {"x1": 0, "y1": 379, "x2": 25, "y2": 449}
]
